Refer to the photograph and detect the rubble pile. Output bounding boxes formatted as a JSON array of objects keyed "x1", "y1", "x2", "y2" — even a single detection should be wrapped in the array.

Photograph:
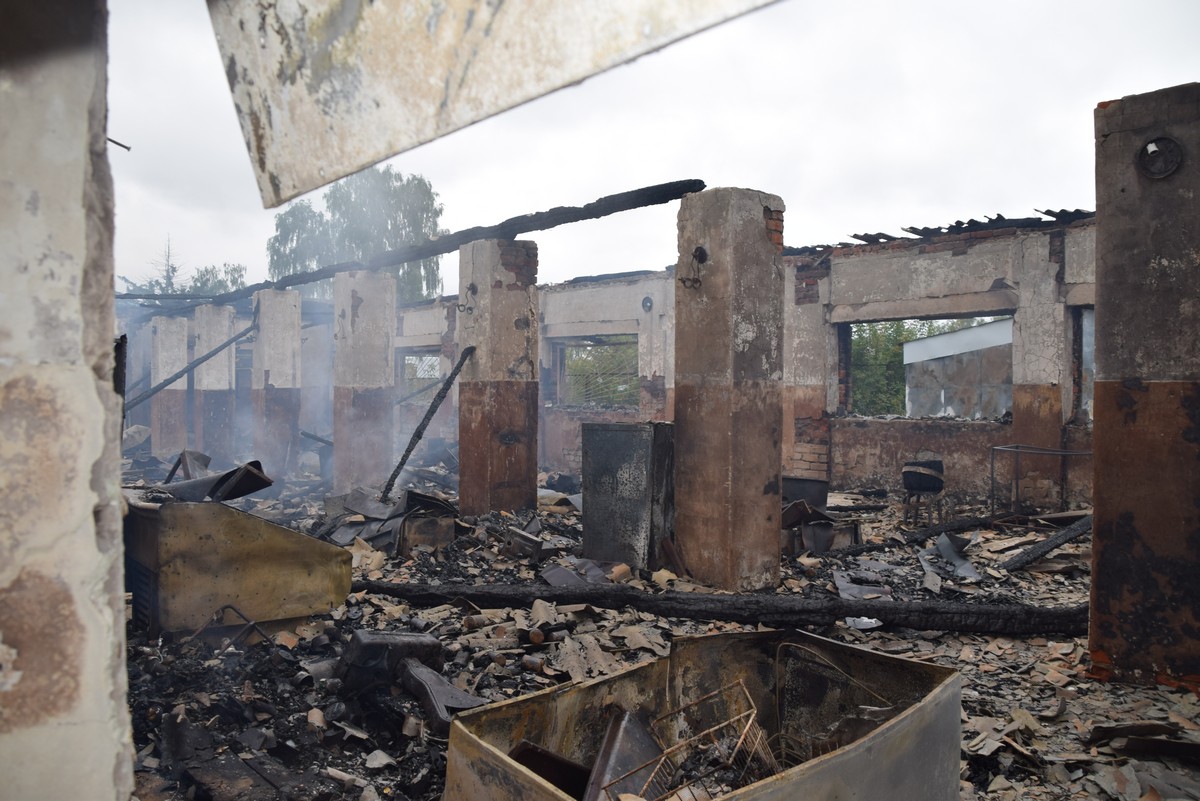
[{"x1": 125, "y1": 472, "x2": 1200, "y2": 801}]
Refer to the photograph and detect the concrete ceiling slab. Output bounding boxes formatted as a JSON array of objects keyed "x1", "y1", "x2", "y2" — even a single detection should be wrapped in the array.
[{"x1": 208, "y1": 0, "x2": 777, "y2": 207}]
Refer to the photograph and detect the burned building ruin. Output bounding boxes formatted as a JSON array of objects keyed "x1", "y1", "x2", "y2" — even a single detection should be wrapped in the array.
[{"x1": 3, "y1": 2, "x2": 1200, "y2": 800}]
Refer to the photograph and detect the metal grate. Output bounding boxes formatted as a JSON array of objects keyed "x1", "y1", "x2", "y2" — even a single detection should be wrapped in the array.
[
  {"x1": 559, "y1": 335, "x2": 638, "y2": 407},
  {"x1": 603, "y1": 681, "x2": 780, "y2": 801}
]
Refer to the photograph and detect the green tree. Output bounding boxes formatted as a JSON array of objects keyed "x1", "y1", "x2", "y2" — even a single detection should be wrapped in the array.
[
  {"x1": 267, "y1": 165, "x2": 445, "y2": 300},
  {"x1": 266, "y1": 200, "x2": 330, "y2": 295},
  {"x1": 188, "y1": 262, "x2": 247, "y2": 295},
  {"x1": 850, "y1": 317, "x2": 1002, "y2": 416},
  {"x1": 850, "y1": 320, "x2": 908, "y2": 415},
  {"x1": 117, "y1": 240, "x2": 247, "y2": 298},
  {"x1": 561, "y1": 337, "x2": 639, "y2": 406}
]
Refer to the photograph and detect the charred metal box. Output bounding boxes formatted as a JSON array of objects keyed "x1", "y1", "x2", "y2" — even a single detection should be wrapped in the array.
[
  {"x1": 124, "y1": 494, "x2": 351, "y2": 634},
  {"x1": 444, "y1": 629, "x2": 960, "y2": 801},
  {"x1": 581, "y1": 422, "x2": 674, "y2": 571}
]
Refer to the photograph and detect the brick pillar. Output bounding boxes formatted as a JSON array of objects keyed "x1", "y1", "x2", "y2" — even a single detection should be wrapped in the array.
[
  {"x1": 251, "y1": 289, "x2": 301, "y2": 478},
  {"x1": 333, "y1": 271, "x2": 396, "y2": 494},
  {"x1": 673, "y1": 188, "x2": 785, "y2": 591},
  {"x1": 783, "y1": 255, "x2": 833, "y2": 482},
  {"x1": 193, "y1": 304, "x2": 236, "y2": 464},
  {"x1": 457, "y1": 240, "x2": 539, "y2": 515},
  {"x1": 1090, "y1": 82, "x2": 1200, "y2": 687},
  {"x1": 149, "y1": 315, "x2": 188, "y2": 458}
]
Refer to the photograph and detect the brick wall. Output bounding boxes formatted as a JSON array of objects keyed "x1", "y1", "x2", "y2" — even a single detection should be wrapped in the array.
[
  {"x1": 830, "y1": 417, "x2": 1010, "y2": 503},
  {"x1": 499, "y1": 241, "x2": 538, "y2": 287},
  {"x1": 764, "y1": 206, "x2": 784, "y2": 253},
  {"x1": 789, "y1": 416, "x2": 830, "y2": 480}
]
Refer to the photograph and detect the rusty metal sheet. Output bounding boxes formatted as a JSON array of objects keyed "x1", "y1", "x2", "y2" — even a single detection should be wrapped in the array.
[
  {"x1": 581, "y1": 421, "x2": 674, "y2": 571},
  {"x1": 444, "y1": 629, "x2": 960, "y2": 801},
  {"x1": 124, "y1": 496, "x2": 351, "y2": 632},
  {"x1": 207, "y1": 0, "x2": 779, "y2": 206}
]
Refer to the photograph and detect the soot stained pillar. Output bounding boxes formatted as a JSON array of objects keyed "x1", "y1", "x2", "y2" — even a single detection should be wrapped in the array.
[
  {"x1": 1090, "y1": 83, "x2": 1200, "y2": 687},
  {"x1": 333, "y1": 271, "x2": 396, "y2": 494},
  {"x1": 457, "y1": 240, "x2": 538, "y2": 515},
  {"x1": 252, "y1": 289, "x2": 302, "y2": 478},
  {"x1": 149, "y1": 315, "x2": 188, "y2": 458},
  {"x1": 673, "y1": 188, "x2": 785, "y2": 591},
  {"x1": 193, "y1": 304, "x2": 236, "y2": 464}
]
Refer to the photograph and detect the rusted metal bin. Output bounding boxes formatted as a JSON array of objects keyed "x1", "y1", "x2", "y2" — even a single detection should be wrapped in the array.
[
  {"x1": 581, "y1": 421, "x2": 674, "y2": 570},
  {"x1": 124, "y1": 494, "x2": 351, "y2": 634},
  {"x1": 444, "y1": 629, "x2": 959, "y2": 801}
]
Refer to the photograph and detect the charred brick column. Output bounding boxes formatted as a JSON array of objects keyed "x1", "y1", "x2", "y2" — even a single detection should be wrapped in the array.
[
  {"x1": 674, "y1": 188, "x2": 785, "y2": 591},
  {"x1": 149, "y1": 315, "x2": 189, "y2": 457},
  {"x1": 251, "y1": 289, "x2": 302, "y2": 478},
  {"x1": 1090, "y1": 83, "x2": 1200, "y2": 686},
  {"x1": 783, "y1": 254, "x2": 834, "y2": 482},
  {"x1": 333, "y1": 271, "x2": 396, "y2": 494},
  {"x1": 457, "y1": 240, "x2": 538, "y2": 515},
  {"x1": 1010, "y1": 228, "x2": 1070, "y2": 509},
  {"x1": 193, "y1": 304, "x2": 236, "y2": 464}
]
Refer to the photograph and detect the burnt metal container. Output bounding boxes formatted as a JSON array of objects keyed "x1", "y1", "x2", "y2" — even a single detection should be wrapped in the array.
[
  {"x1": 781, "y1": 476, "x2": 829, "y2": 509},
  {"x1": 902, "y1": 459, "x2": 945, "y2": 494},
  {"x1": 581, "y1": 422, "x2": 674, "y2": 571},
  {"x1": 444, "y1": 629, "x2": 961, "y2": 801},
  {"x1": 124, "y1": 493, "x2": 351, "y2": 634}
]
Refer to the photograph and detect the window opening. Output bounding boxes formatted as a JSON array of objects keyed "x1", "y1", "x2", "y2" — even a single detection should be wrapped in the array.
[
  {"x1": 555, "y1": 334, "x2": 638, "y2": 407},
  {"x1": 398, "y1": 351, "x2": 441, "y2": 404},
  {"x1": 848, "y1": 317, "x2": 1012, "y2": 419}
]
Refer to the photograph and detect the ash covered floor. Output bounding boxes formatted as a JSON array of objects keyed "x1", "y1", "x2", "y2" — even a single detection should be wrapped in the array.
[{"x1": 123, "y1": 458, "x2": 1200, "y2": 801}]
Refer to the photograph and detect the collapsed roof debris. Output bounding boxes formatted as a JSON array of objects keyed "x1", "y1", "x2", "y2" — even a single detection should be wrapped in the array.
[{"x1": 121, "y1": 441, "x2": 1200, "y2": 800}]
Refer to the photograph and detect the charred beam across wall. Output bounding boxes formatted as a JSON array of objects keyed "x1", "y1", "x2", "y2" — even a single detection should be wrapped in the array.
[
  {"x1": 125, "y1": 322, "x2": 257, "y2": 411},
  {"x1": 124, "y1": 179, "x2": 707, "y2": 313},
  {"x1": 353, "y1": 581, "x2": 1089, "y2": 636}
]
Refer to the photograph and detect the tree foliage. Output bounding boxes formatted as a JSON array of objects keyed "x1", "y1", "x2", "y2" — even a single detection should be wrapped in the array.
[
  {"x1": 267, "y1": 165, "x2": 445, "y2": 300},
  {"x1": 850, "y1": 318, "x2": 999, "y2": 416},
  {"x1": 189, "y1": 262, "x2": 247, "y2": 295},
  {"x1": 561, "y1": 337, "x2": 639, "y2": 406},
  {"x1": 850, "y1": 320, "x2": 909, "y2": 416},
  {"x1": 117, "y1": 239, "x2": 246, "y2": 297}
]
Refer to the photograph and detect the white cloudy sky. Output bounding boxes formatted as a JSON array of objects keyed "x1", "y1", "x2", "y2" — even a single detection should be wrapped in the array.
[{"x1": 108, "y1": 0, "x2": 1200, "y2": 291}]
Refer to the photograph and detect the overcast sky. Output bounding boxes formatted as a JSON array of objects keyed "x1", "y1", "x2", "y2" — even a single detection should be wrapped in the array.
[{"x1": 108, "y1": 1, "x2": 1200, "y2": 291}]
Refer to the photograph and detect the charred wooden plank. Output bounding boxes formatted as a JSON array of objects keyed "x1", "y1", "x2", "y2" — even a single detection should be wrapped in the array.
[
  {"x1": 131, "y1": 180, "x2": 707, "y2": 313},
  {"x1": 352, "y1": 580, "x2": 1088, "y2": 636},
  {"x1": 999, "y1": 515, "x2": 1092, "y2": 572}
]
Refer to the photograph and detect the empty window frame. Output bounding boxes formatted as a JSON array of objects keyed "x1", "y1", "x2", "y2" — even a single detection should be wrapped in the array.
[
  {"x1": 846, "y1": 317, "x2": 1013, "y2": 419},
  {"x1": 1072, "y1": 307, "x2": 1095, "y2": 424},
  {"x1": 397, "y1": 350, "x2": 442, "y2": 405},
  {"x1": 552, "y1": 334, "x2": 639, "y2": 407}
]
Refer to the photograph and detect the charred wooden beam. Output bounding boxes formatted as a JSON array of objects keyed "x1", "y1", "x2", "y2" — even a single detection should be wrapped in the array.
[
  {"x1": 352, "y1": 580, "x2": 1088, "y2": 636},
  {"x1": 1000, "y1": 515, "x2": 1092, "y2": 572},
  {"x1": 136, "y1": 179, "x2": 707, "y2": 313}
]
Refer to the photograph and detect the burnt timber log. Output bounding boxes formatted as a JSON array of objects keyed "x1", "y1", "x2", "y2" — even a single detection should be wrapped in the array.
[
  {"x1": 1000, "y1": 515, "x2": 1093, "y2": 572},
  {"x1": 130, "y1": 180, "x2": 707, "y2": 314},
  {"x1": 352, "y1": 580, "x2": 1088, "y2": 636}
]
